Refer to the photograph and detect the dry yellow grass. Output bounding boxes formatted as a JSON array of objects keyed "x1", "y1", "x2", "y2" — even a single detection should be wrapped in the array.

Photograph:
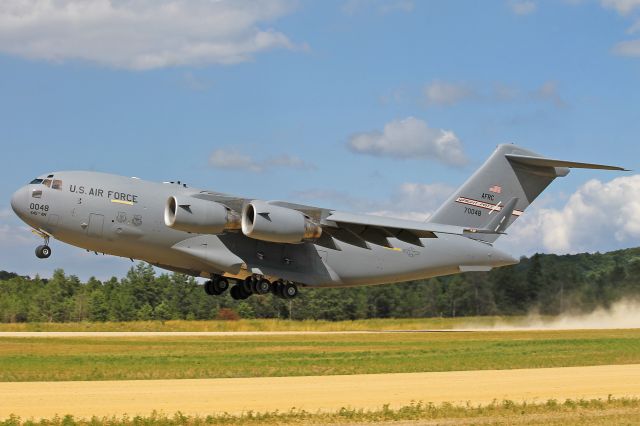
[{"x1": 0, "y1": 317, "x2": 525, "y2": 332}]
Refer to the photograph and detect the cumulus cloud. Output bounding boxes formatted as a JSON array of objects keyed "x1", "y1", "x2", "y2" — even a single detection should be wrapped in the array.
[
  {"x1": 369, "y1": 183, "x2": 455, "y2": 221},
  {"x1": 596, "y1": 0, "x2": 640, "y2": 57},
  {"x1": 292, "y1": 182, "x2": 454, "y2": 222},
  {"x1": 342, "y1": 0, "x2": 414, "y2": 15},
  {"x1": 181, "y1": 72, "x2": 213, "y2": 92},
  {"x1": 0, "y1": 0, "x2": 298, "y2": 70},
  {"x1": 347, "y1": 117, "x2": 467, "y2": 166},
  {"x1": 209, "y1": 149, "x2": 315, "y2": 173},
  {"x1": 601, "y1": 0, "x2": 640, "y2": 15},
  {"x1": 0, "y1": 207, "x2": 33, "y2": 247},
  {"x1": 533, "y1": 81, "x2": 567, "y2": 107},
  {"x1": 501, "y1": 175, "x2": 640, "y2": 255},
  {"x1": 424, "y1": 80, "x2": 566, "y2": 107},
  {"x1": 424, "y1": 81, "x2": 476, "y2": 106},
  {"x1": 508, "y1": 1, "x2": 537, "y2": 15},
  {"x1": 0, "y1": 224, "x2": 34, "y2": 247},
  {"x1": 612, "y1": 39, "x2": 640, "y2": 56},
  {"x1": 392, "y1": 182, "x2": 455, "y2": 213}
]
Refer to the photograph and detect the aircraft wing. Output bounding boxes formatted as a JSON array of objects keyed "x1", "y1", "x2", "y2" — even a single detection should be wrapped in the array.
[
  {"x1": 190, "y1": 192, "x2": 499, "y2": 249},
  {"x1": 322, "y1": 211, "x2": 494, "y2": 249}
]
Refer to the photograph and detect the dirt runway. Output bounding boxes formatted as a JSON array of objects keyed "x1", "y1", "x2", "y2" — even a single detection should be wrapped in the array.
[{"x1": 1, "y1": 364, "x2": 639, "y2": 419}]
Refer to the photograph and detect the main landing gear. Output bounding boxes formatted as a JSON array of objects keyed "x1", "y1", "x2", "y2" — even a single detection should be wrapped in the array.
[
  {"x1": 34, "y1": 230, "x2": 52, "y2": 259},
  {"x1": 203, "y1": 275, "x2": 229, "y2": 296},
  {"x1": 203, "y1": 274, "x2": 299, "y2": 300},
  {"x1": 228, "y1": 275, "x2": 298, "y2": 301}
]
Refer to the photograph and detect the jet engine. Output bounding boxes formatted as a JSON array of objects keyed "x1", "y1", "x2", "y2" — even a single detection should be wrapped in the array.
[
  {"x1": 241, "y1": 200, "x2": 322, "y2": 244},
  {"x1": 164, "y1": 196, "x2": 240, "y2": 234}
]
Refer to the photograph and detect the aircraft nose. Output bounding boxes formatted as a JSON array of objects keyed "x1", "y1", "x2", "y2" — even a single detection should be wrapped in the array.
[{"x1": 10, "y1": 186, "x2": 27, "y2": 218}]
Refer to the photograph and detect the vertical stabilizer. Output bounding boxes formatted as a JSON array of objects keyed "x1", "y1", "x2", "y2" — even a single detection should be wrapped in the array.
[{"x1": 428, "y1": 144, "x2": 625, "y2": 243}]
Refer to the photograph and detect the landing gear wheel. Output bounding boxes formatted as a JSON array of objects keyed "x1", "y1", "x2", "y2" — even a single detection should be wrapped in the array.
[
  {"x1": 271, "y1": 280, "x2": 283, "y2": 295},
  {"x1": 230, "y1": 285, "x2": 243, "y2": 300},
  {"x1": 282, "y1": 282, "x2": 298, "y2": 299},
  {"x1": 212, "y1": 277, "x2": 229, "y2": 294},
  {"x1": 242, "y1": 277, "x2": 254, "y2": 294},
  {"x1": 231, "y1": 284, "x2": 252, "y2": 300},
  {"x1": 238, "y1": 285, "x2": 252, "y2": 299},
  {"x1": 204, "y1": 280, "x2": 215, "y2": 295},
  {"x1": 35, "y1": 245, "x2": 51, "y2": 259},
  {"x1": 275, "y1": 282, "x2": 286, "y2": 298},
  {"x1": 255, "y1": 279, "x2": 271, "y2": 295}
]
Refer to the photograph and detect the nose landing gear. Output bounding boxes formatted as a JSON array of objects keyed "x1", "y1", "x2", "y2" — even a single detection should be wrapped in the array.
[
  {"x1": 33, "y1": 229, "x2": 52, "y2": 259},
  {"x1": 35, "y1": 245, "x2": 51, "y2": 259}
]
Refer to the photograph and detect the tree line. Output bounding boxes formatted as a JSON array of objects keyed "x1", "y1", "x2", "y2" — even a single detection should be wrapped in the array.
[{"x1": 1, "y1": 247, "x2": 639, "y2": 323}]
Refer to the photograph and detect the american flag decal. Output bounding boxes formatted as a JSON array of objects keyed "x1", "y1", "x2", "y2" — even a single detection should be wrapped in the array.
[{"x1": 489, "y1": 185, "x2": 502, "y2": 194}]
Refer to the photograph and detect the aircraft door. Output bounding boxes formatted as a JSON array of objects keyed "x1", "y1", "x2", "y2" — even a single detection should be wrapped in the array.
[{"x1": 87, "y1": 213, "x2": 104, "y2": 238}]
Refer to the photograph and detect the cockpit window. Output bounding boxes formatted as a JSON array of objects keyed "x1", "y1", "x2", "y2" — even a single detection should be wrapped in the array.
[{"x1": 31, "y1": 178, "x2": 63, "y2": 190}]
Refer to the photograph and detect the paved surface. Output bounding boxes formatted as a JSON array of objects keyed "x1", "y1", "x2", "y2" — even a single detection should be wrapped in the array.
[{"x1": 1, "y1": 364, "x2": 639, "y2": 419}]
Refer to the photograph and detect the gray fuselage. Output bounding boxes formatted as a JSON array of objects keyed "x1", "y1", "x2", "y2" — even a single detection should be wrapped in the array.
[{"x1": 11, "y1": 171, "x2": 517, "y2": 287}]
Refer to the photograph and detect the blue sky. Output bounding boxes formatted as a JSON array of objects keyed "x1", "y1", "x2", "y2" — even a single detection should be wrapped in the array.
[{"x1": 1, "y1": 0, "x2": 640, "y2": 280}]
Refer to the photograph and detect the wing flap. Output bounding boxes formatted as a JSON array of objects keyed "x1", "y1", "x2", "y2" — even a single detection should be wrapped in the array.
[{"x1": 324, "y1": 211, "x2": 489, "y2": 248}]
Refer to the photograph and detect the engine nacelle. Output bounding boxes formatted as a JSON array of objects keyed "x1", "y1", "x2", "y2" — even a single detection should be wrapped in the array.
[
  {"x1": 164, "y1": 196, "x2": 240, "y2": 234},
  {"x1": 241, "y1": 200, "x2": 322, "y2": 244}
]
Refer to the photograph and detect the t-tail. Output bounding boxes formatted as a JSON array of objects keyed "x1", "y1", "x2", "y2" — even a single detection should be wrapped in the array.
[{"x1": 428, "y1": 144, "x2": 628, "y2": 243}]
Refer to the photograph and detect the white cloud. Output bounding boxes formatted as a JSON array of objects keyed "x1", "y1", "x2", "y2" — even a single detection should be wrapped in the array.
[
  {"x1": 342, "y1": 0, "x2": 414, "y2": 15},
  {"x1": 292, "y1": 182, "x2": 454, "y2": 222},
  {"x1": 181, "y1": 72, "x2": 213, "y2": 91},
  {"x1": 500, "y1": 175, "x2": 640, "y2": 255},
  {"x1": 508, "y1": 1, "x2": 537, "y2": 15},
  {"x1": 601, "y1": 0, "x2": 640, "y2": 15},
  {"x1": 392, "y1": 182, "x2": 455, "y2": 212},
  {"x1": 0, "y1": 0, "x2": 298, "y2": 70},
  {"x1": 347, "y1": 117, "x2": 468, "y2": 166},
  {"x1": 370, "y1": 182, "x2": 455, "y2": 222},
  {"x1": 0, "y1": 222, "x2": 34, "y2": 247},
  {"x1": 423, "y1": 80, "x2": 566, "y2": 108},
  {"x1": 612, "y1": 39, "x2": 640, "y2": 56},
  {"x1": 209, "y1": 149, "x2": 315, "y2": 173},
  {"x1": 424, "y1": 81, "x2": 476, "y2": 106},
  {"x1": 598, "y1": 0, "x2": 640, "y2": 57},
  {"x1": 533, "y1": 81, "x2": 566, "y2": 107}
]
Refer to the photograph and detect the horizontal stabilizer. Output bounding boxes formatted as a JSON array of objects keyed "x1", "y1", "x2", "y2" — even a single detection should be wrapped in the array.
[{"x1": 505, "y1": 154, "x2": 629, "y2": 171}]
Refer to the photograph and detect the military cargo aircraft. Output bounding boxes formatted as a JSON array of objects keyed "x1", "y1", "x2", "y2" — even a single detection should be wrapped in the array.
[{"x1": 10, "y1": 144, "x2": 626, "y2": 300}]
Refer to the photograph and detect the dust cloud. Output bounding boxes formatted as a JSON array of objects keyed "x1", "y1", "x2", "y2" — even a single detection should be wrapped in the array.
[{"x1": 462, "y1": 298, "x2": 640, "y2": 331}]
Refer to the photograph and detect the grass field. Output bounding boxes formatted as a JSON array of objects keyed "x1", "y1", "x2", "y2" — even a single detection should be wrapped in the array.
[
  {"x1": 0, "y1": 317, "x2": 528, "y2": 332},
  {"x1": 2, "y1": 398, "x2": 640, "y2": 425},
  {"x1": 1, "y1": 329, "x2": 639, "y2": 382}
]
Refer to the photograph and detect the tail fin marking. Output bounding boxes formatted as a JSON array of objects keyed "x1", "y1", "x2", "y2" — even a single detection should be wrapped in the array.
[{"x1": 428, "y1": 144, "x2": 625, "y2": 243}]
